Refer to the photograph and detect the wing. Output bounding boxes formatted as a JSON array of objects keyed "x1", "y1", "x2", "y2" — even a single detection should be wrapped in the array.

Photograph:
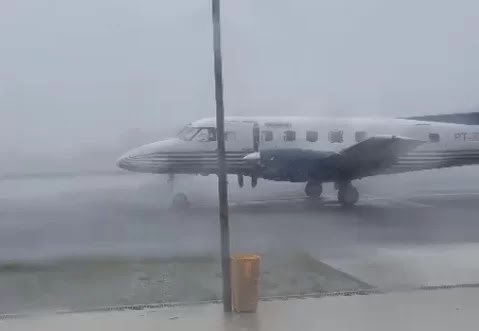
[
  {"x1": 326, "y1": 135, "x2": 425, "y2": 179},
  {"x1": 245, "y1": 135, "x2": 424, "y2": 182}
]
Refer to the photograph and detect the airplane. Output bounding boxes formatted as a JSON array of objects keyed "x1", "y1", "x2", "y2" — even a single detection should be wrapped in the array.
[{"x1": 117, "y1": 114, "x2": 479, "y2": 208}]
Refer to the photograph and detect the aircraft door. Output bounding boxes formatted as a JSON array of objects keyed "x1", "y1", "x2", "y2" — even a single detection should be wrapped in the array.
[{"x1": 224, "y1": 121, "x2": 258, "y2": 154}]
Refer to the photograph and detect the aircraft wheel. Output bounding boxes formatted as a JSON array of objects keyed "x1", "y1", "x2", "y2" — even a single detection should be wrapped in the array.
[
  {"x1": 305, "y1": 181, "x2": 323, "y2": 198},
  {"x1": 170, "y1": 193, "x2": 190, "y2": 211},
  {"x1": 338, "y1": 184, "x2": 359, "y2": 207}
]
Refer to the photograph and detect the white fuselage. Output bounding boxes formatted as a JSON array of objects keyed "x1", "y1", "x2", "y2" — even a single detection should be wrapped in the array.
[{"x1": 117, "y1": 116, "x2": 479, "y2": 181}]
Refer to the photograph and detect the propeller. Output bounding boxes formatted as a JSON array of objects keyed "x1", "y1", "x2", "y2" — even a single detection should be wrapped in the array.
[
  {"x1": 251, "y1": 175, "x2": 258, "y2": 188},
  {"x1": 237, "y1": 174, "x2": 244, "y2": 188},
  {"x1": 249, "y1": 123, "x2": 261, "y2": 188}
]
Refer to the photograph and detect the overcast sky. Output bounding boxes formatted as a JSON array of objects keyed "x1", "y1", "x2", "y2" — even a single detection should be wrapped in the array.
[{"x1": 1, "y1": 0, "x2": 479, "y2": 157}]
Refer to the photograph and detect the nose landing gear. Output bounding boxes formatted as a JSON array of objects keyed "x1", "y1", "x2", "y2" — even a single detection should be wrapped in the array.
[
  {"x1": 167, "y1": 174, "x2": 190, "y2": 211},
  {"x1": 170, "y1": 192, "x2": 190, "y2": 211}
]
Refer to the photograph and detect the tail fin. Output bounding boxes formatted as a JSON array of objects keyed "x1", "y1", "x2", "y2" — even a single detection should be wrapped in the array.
[{"x1": 402, "y1": 112, "x2": 479, "y2": 125}]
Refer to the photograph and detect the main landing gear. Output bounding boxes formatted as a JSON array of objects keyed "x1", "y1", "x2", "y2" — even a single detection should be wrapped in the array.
[
  {"x1": 305, "y1": 180, "x2": 359, "y2": 207},
  {"x1": 336, "y1": 182, "x2": 359, "y2": 207},
  {"x1": 305, "y1": 181, "x2": 323, "y2": 198}
]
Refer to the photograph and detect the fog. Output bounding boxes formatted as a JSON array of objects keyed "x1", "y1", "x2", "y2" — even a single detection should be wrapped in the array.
[
  {"x1": 1, "y1": 0, "x2": 479, "y2": 173},
  {"x1": 3, "y1": 1, "x2": 479, "y2": 315}
]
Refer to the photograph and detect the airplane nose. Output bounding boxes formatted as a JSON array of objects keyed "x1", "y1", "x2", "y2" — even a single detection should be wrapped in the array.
[
  {"x1": 116, "y1": 151, "x2": 136, "y2": 171},
  {"x1": 116, "y1": 139, "x2": 179, "y2": 173},
  {"x1": 116, "y1": 145, "x2": 150, "y2": 171},
  {"x1": 116, "y1": 155, "x2": 129, "y2": 170}
]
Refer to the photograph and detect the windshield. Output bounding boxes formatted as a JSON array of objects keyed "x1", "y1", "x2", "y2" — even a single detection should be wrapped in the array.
[
  {"x1": 178, "y1": 127, "x2": 216, "y2": 142},
  {"x1": 193, "y1": 128, "x2": 216, "y2": 142},
  {"x1": 177, "y1": 126, "x2": 199, "y2": 141}
]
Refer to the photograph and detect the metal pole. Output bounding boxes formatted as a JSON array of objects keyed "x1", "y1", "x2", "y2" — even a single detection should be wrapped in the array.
[{"x1": 211, "y1": 0, "x2": 232, "y2": 312}]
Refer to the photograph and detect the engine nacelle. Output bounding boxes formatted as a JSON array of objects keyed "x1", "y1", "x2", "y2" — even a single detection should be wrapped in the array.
[{"x1": 244, "y1": 149, "x2": 330, "y2": 182}]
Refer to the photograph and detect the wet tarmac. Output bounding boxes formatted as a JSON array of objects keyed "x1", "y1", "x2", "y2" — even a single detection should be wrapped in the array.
[{"x1": 1, "y1": 166, "x2": 479, "y2": 312}]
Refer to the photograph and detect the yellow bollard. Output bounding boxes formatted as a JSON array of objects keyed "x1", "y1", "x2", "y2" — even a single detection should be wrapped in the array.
[{"x1": 231, "y1": 254, "x2": 260, "y2": 313}]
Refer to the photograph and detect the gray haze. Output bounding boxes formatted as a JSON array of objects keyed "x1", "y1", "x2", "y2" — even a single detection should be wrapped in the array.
[{"x1": 1, "y1": 0, "x2": 479, "y2": 172}]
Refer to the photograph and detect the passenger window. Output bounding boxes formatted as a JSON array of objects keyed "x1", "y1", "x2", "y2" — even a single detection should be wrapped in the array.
[
  {"x1": 429, "y1": 133, "x2": 440, "y2": 143},
  {"x1": 262, "y1": 130, "x2": 273, "y2": 142},
  {"x1": 329, "y1": 130, "x2": 344, "y2": 143},
  {"x1": 306, "y1": 131, "x2": 318, "y2": 142},
  {"x1": 225, "y1": 131, "x2": 236, "y2": 141},
  {"x1": 355, "y1": 131, "x2": 367, "y2": 142},
  {"x1": 284, "y1": 130, "x2": 296, "y2": 142}
]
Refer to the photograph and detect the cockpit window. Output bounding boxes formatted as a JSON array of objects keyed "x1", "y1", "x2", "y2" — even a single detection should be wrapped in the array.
[
  {"x1": 193, "y1": 128, "x2": 216, "y2": 142},
  {"x1": 177, "y1": 127, "x2": 199, "y2": 141},
  {"x1": 177, "y1": 127, "x2": 216, "y2": 142}
]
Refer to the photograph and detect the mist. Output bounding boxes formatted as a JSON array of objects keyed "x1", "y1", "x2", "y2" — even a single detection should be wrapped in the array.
[
  {"x1": 3, "y1": 1, "x2": 479, "y2": 316},
  {"x1": 1, "y1": 0, "x2": 479, "y2": 173}
]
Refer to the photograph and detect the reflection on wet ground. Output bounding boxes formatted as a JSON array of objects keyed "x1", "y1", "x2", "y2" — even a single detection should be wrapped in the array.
[{"x1": 1, "y1": 168, "x2": 479, "y2": 313}]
